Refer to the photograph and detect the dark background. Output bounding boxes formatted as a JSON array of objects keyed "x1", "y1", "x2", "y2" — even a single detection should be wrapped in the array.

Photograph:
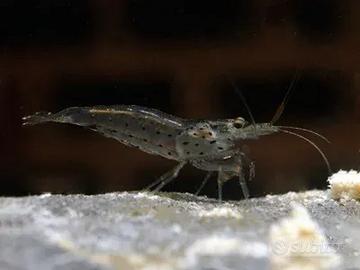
[{"x1": 1, "y1": 0, "x2": 360, "y2": 200}]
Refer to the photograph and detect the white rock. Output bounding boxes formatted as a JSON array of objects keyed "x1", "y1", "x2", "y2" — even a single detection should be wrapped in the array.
[
  {"x1": 328, "y1": 170, "x2": 360, "y2": 200},
  {"x1": 269, "y1": 203, "x2": 341, "y2": 270}
]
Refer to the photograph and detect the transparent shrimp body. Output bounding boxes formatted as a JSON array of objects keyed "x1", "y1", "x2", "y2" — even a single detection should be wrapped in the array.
[{"x1": 23, "y1": 105, "x2": 330, "y2": 201}]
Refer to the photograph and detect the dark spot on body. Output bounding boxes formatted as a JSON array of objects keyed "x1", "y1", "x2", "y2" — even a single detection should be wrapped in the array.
[
  {"x1": 218, "y1": 147, "x2": 224, "y2": 150},
  {"x1": 186, "y1": 151, "x2": 190, "y2": 155},
  {"x1": 202, "y1": 135, "x2": 206, "y2": 139},
  {"x1": 210, "y1": 140, "x2": 217, "y2": 144},
  {"x1": 143, "y1": 139, "x2": 148, "y2": 142},
  {"x1": 182, "y1": 142, "x2": 189, "y2": 145},
  {"x1": 128, "y1": 134, "x2": 133, "y2": 138},
  {"x1": 199, "y1": 152, "x2": 204, "y2": 155},
  {"x1": 156, "y1": 131, "x2": 160, "y2": 135},
  {"x1": 195, "y1": 143, "x2": 199, "y2": 147},
  {"x1": 159, "y1": 144, "x2": 163, "y2": 147},
  {"x1": 208, "y1": 132, "x2": 213, "y2": 136},
  {"x1": 199, "y1": 127, "x2": 204, "y2": 130},
  {"x1": 193, "y1": 133, "x2": 197, "y2": 136},
  {"x1": 142, "y1": 127, "x2": 146, "y2": 130},
  {"x1": 125, "y1": 123, "x2": 129, "y2": 127},
  {"x1": 168, "y1": 152, "x2": 172, "y2": 156},
  {"x1": 168, "y1": 134, "x2": 172, "y2": 137}
]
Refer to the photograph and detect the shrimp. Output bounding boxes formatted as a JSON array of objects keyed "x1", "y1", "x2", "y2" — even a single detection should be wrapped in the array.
[
  {"x1": 23, "y1": 68, "x2": 330, "y2": 201},
  {"x1": 23, "y1": 103, "x2": 331, "y2": 201}
]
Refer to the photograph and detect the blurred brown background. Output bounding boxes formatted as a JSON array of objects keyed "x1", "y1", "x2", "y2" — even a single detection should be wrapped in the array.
[{"x1": 1, "y1": 0, "x2": 360, "y2": 200}]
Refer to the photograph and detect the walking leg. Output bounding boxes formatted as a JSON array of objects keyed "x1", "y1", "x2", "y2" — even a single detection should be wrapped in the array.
[
  {"x1": 195, "y1": 171, "x2": 212, "y2": 196},
  {"x1": 153, "y1": 162, "x2": 187, "y2": 192}
]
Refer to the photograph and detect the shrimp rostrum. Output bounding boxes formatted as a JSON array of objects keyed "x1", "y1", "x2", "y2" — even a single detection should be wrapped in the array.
[{"x1": 22, "y1": 102, "x2": 331, "y2": 201}]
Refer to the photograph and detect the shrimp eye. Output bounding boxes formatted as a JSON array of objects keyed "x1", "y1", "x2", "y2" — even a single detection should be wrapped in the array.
[{"x1": 233, "y1": 122, "x2": 243, "y2": 129}]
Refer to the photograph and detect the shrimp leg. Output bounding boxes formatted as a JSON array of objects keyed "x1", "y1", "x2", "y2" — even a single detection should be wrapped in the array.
[
  {"x1": 238, "y1": 153, "x2": 252, "y2": 199},
  {"x1": 217, "y1": 169, "x2": 226, "y2": 202},
  {"x1": 150, "y1": 161, "x2": 187, "y2": 192},
  {"x1": 239, "y1": 168, "x2": 249, "y2": 199},
  {"x1": 144, "y1": 163, "x2": 182, "y2": 191},
  {"x1": 195, "y1": 171, "x2": 213, "y2": 196}
]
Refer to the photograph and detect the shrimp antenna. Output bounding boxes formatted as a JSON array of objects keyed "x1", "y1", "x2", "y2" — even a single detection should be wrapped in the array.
[
  {"x1": 277, "y1": 126, "x2": 330, "y2": 144},
  {"x1": 279, "y1": 128, "x2": 332, "y2": 174},
  {"x1": 271, "y1": 70, "x2": 301, "y2": 125},
  {"x1": 228, "y1": 78, "x2": 257, "y2": 135}
]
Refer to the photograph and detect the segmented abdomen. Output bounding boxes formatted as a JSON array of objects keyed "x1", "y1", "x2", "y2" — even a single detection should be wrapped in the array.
[{"x1": 81, "y1": 105, "x2": 186, "y2": 160}]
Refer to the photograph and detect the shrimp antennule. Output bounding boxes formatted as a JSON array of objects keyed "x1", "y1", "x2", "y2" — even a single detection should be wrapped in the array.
[
  {"x1": 271, "y1": 70, "x2": 301, "y2": 125},
  {"x1": 229, "y1": 78, "x2": 258, "y2": 136}
]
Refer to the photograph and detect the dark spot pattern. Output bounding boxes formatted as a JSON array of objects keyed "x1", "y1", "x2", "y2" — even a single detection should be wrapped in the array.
[
  {"x1": 199, "y1": 152, "x2": 204, "y2": 155},
  {"x1": 218, "y1": 146, "x2": 224, "y2": 150},
  {"x1": 195, "y1": 143, "x2": 199, "y2": 147},
  {"x1": 182, "y1": 142, "x2": 189, "y2": 145},
  {"x1": 210, "y1": 140, "x2": 217, "y2": 144}
]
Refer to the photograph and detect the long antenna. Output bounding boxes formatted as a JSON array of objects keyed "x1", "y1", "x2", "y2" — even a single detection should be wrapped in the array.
[
  {"x1": 279, "y1": 129, "x2": 332, "y2": 174},
  {"x1": 271, "y1": 70, "x2": 301, "y2": 125},
  {"x1": 277, "y1": 126, "x2": 330, "y2": 144},
  {"x1": 228, "y1": 78, "x2": 257, "y2": 135}
]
